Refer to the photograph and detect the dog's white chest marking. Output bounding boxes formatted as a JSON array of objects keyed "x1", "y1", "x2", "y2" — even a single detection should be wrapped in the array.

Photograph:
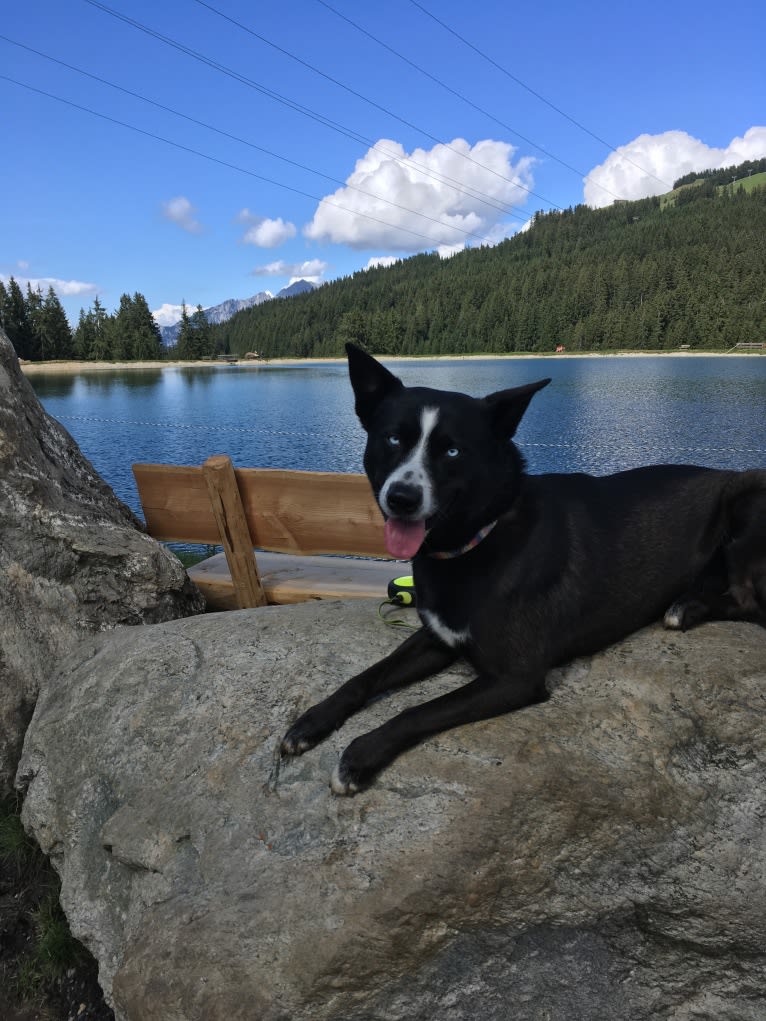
[
  {"x1": 380, "y1": 407, "x2": 439, "y2": 518},
  {"x1": 421, "y1": 609, "x2": 470, "y2": 648}
]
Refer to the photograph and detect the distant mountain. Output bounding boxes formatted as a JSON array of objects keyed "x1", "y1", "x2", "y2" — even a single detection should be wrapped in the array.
[
  {"x1": 159, "y1": 280, "x2": 316, "y2": 345},
  {"x1": 276, "y1": 279, "x2": 315, "y2": 299}
]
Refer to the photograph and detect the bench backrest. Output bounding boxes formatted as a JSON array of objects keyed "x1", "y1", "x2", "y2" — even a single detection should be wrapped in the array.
[{"x1": 132, "y1": 459, "x2": 389, "y2": 558}]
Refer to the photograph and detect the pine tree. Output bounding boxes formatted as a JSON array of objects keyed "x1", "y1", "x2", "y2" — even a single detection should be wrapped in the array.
[
  {"x1": 112, "y1": 293, "x2": 135, "y2": 360},
  {"x1": 73, "y1": 308, "x2": 94, "y2": 360},
  {"x1": 130, "y1": 292, "x2": 163, "y2": 360},
  {"x1": 40, "y1": 286, "x2": 74, "y2": 359},
  {"x1": 87, "y1": 297, "x2": 112, "y2": 360},
  {"x1": 0, "y1": 279, "x2": 8, "y2": 337},
  {"x1": 25, "y1": 284, "x2": 45, "y2": 360},
  {"x1": 175, "y1": 303, "x2": 193, "y2": 359},
  {"x1": 188, "y1": 304, "x2": 215, "y2": 358}
]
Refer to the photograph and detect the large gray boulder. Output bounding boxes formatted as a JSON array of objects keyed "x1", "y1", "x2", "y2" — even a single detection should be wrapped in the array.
[
  {"x1": 18, "y1": 599, "x2": 766, "y2": 1020},
  {"x1": 0, "y1": 329, "x2": 204, "y2": 792}
]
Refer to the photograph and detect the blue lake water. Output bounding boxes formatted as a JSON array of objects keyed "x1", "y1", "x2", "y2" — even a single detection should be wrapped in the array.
[{"x1": 28, "y1": 356, "x2": 766, "y2": 519}]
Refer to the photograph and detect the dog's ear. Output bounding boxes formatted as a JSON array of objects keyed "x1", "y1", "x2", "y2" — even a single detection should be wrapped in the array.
[
  {"x1": 483, "y1": 378, "x2": 551, "y2": 438},
  {"x1": 346, "y1": 343, "x2": 404, "y2": 429}
]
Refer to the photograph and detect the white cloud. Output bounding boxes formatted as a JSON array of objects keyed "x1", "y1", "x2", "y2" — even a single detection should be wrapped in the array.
[
  {"x1": 436, "y1": 243, "x2": 464, "y2": 259},
  {"x1": 304, "y1": 138, "x2": 534, "y2": 252},
  {"x1": 366, "y1": 256, "x2": 399, "y2": 270},
  {"x1": 161, "y1": 196, "x2": 203, "y2": 233},
  {"x1": 1, "y1": 273, "x2": 99, "y2": 298},
  {"x1": 251, "y1": 258, "x2": 327, "y2": 283},
  {"x1": 584, "y1": 126, "x2": 766, "y2": 207},
  {"x1": 237, "y1": 209, "x2": 296, "y2": 248},
  {"x1": 152, "y1": 303, "x2": 191, "y2": 327}
]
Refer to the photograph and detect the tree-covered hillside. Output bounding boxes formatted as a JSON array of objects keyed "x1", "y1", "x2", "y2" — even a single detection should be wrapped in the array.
[{"x1": 216, "y1": 164, "x2": 766, "y2": 358}]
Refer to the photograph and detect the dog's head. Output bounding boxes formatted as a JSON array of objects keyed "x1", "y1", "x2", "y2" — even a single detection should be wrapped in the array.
[{"x1": 346, "y1": 344, "x2": 550, "y2": 558}]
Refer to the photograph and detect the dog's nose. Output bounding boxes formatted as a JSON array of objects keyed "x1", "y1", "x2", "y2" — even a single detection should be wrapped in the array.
[{"x1": 386, "y1": 481, "x2": 423, "y2": 516}]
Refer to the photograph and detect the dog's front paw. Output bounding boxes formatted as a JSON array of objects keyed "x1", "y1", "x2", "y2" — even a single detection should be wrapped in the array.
[
  {"x1": 663, "y1": 602, "x2": 686, "y2": 630},
  {"x1": 280, "y1": 704, "x2": 334, "y2": 757},
  {"x1": 329, "y1": 736, "x2": 384, "y2": 796},
  {"x1": 663, "y1": 598, "x2": 707, "y2": 632}
]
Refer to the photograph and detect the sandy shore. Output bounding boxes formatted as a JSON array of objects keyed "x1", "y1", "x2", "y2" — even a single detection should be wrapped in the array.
[{"x1": 18, "y1": 349, "x2": 762, "y2": 375}]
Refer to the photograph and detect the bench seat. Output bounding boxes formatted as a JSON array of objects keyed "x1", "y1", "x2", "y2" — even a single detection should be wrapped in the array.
[{"x1": 188, "y1": 550, "x2": 399, "y2": 611}]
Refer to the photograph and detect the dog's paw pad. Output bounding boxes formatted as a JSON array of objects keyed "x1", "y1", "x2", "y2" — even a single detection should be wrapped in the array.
[{"x1": 330, "y1": 763, "x2": 362, "y2": 797}]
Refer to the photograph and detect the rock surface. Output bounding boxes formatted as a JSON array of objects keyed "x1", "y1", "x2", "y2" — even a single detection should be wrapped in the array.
[
  {"x1": 18, "y1": 598, "x2": 766, "y2": 1020},
  {"x1": 0, "y1": 329, "x2": 204, "y2": 792}
]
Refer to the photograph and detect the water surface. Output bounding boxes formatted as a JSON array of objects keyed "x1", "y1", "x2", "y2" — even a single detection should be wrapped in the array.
[{"x1": 29, "y1": 356, "x2": 766, "y2": 517}]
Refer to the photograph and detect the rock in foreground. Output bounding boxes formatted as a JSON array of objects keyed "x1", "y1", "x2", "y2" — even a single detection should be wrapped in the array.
[
  {"x1": 0, "y1": 328, "x2": 204, "y2": 791},
  {"x1": 18, "y1": 599, "x2": 766, "y2": 1020}
]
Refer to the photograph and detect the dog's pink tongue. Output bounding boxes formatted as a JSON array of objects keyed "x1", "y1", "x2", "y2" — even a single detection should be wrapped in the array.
[{"x1": 385, "y1": 518, "x2": 426, "y2": 559}]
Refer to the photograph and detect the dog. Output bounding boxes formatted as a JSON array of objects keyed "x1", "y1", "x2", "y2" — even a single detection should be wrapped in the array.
[{"x1": 281, "y1": 344, "x2": 766, "y2": 795}]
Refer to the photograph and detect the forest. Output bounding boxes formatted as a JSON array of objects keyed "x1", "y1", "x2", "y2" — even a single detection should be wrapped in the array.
[
  {"x1": 2, "y1": 157, "x2": 765, "y2": 362},
  {"x1": 0, "y1": 284, "x2": 216, "y2": 363},
  {"x1": 215, "y1": 158, "x2": 766, "y2": 358}
]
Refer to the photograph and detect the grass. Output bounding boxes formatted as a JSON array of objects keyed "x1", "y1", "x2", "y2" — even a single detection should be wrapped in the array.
[
  {"x1": 717, "y1": 171, "x2": 766, "y2": 196},
  {"x1": 0, "y1": 795, "x2": 113, "y2": 1019}
]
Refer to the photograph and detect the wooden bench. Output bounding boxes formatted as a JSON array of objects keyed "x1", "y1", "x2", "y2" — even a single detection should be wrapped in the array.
[{"x1": 132, "y1": 455, "x2": 399, "y2": 611}]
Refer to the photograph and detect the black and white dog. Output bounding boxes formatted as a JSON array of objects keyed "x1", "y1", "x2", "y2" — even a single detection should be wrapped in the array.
[{"x1": 281, "y1": 344, "x2": 766, "y2": 795}]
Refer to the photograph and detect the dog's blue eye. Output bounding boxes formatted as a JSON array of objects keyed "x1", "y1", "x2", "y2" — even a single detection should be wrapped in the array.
[
  {"x1": 386, "y1": 435, "x2": 400, "y2": 447},
  {"x1": 446, "y1": 447, "x2": 460, "y2": 458}
]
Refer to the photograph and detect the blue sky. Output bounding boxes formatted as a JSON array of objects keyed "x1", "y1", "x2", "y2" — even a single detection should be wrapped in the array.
[{"x1": 2, "y1": 0, "x2": 765, "y2": 327}]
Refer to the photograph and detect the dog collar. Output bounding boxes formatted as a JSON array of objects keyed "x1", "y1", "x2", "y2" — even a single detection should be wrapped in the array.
[{"x1": 428, "y1": 520, "x2": 497, "y2": 560}]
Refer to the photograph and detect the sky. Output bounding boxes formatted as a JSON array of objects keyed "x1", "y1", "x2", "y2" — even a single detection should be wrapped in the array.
[{"x1": 2, "y1": 0, "x2": 765, "y2": 328}]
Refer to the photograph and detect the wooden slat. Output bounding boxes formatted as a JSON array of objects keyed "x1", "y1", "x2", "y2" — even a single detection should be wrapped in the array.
[
  {"x1": 133, "y1": 461, "x2": 389, "y2": 557},
  {"x1": 202, "y1": 455, "x2": 267, "y2": 608},
  {"x1": 188, "y1": 551, "x2": 400, "y2": 610},
  {"x1": 132, "y1": 464, "x2": 221, "y2": 543}
]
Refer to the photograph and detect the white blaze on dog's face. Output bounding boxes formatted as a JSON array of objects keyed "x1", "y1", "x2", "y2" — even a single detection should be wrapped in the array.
[{"x1": 377, "y1": 407, "x2": 439, "y2": 558}]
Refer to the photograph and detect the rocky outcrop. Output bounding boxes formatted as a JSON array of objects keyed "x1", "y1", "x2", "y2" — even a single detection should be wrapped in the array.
[
  {"x1": 18, "y1": 599, "x2": 766, "y2": 1020},
  {"x1": 0, "y1": 328, "x2": 204, "y2": 792}
]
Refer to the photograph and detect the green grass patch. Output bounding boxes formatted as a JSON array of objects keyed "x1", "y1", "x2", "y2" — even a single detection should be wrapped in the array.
[
  {"x1": 1, "y1": 796, "x2": 111, "y2": 1015},
  {"x1": 717, "y1": 171, "x2": 766, "y2": 196}
]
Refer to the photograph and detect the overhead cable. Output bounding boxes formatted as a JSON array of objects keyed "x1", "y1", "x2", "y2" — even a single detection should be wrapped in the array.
[
  {"x1": 408, "y1": 0, "x2": 673, "y2": 190},
  {"x1": 0, "y1": 34, "x2": 505, "y2": 245},
  {"x1": 1, "y1": 73, "x2": 496, "y2": 249}
]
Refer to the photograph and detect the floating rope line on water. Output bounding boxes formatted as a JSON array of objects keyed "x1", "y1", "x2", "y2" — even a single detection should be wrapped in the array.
[
  {"x1": 53, "y1": 414, "x2": 766, "y2": 457},
  {"x1": 55, "y1": 413, "x2": 315, "y2": 438}
]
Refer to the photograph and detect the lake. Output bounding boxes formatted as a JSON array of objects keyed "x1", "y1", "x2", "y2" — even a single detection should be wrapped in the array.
[{"x1": 28, "y1": 356, "x2": 766, "y2": 519}]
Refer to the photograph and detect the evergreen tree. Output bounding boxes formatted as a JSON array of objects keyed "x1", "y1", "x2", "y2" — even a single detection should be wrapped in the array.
[
  {"x1": 25, "y1": 284, "x2": 45, "y2": 360},
  {"x1": 175, "y1": 303, "x2": 193, "y2": 359},
  {"x1": 112, "y1": 293, "x2": 136, "y2": 360},
  {"x1": 40, "y1": 286, "x2": 74, "y2": 359},
  {"x1": 73, "y1": 307, "x2": 94, "y2": 360},
  {"x1": 4, "y1": 277, "x2": 35, "y2": 359},
  {"x1": 84, "y1": 297, "x2": 112, "y2": 360},
  {"x1": 188, "y1": 304, "x2": 215, "y2": 358},
  {"x1": 130, "y1": 292, "x2": 163, "y2": 360},
  {"x1": 0, "y1": 279, "x2": 7, "y2": 336}
]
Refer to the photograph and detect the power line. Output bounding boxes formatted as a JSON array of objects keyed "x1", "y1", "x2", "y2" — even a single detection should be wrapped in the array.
[
  {"x1": 1, "y1": 73, "x2": 493, "y2": 249},
  {"x1": 81, "y1": 0, "x2": 535, "y2": 222},
  {"x1": 191, "y1": 0, "x2": 562, "y2": 211},
  {"x1": 408, "y1": 0, "x2": 674, "y2": 191},
  {"x1": 83, "y1": 0, "x2": 536, "y2": 222},
  {"x1": 0, "y1": 34, "x2": 505, "y2": 247},
  {"x1": 314, "y1": 0, "x2": 626, "y2": 204}
]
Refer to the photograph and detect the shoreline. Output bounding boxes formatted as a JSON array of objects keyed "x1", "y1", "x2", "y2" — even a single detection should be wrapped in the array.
[{"x1": 18, "y1": 349, "x2": 764, "y2": 375}]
